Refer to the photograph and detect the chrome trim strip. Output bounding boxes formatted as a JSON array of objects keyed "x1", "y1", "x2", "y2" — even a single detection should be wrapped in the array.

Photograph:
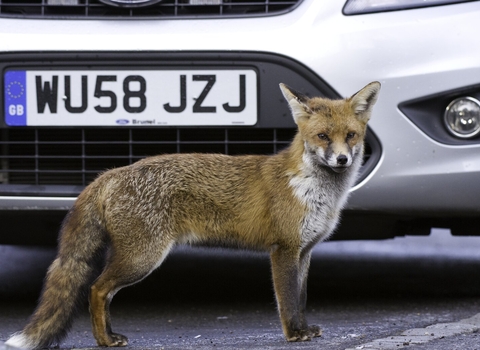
[{"x1": 0, "y1": 196, "x2": 75, "y2": 210}]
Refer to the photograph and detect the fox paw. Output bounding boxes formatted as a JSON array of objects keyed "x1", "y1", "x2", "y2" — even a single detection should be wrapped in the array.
[
  {"x1": 97, "y1": 332, "x2": 129, "y2": 347},
  {"x1": 307, "y1": 325, "x2": 322, "y2": 338},
  {"x1": 286, "y1": 325, "x2": 322, "y2": 342}
]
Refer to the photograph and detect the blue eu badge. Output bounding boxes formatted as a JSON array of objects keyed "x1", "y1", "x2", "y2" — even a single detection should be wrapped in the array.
[{"x1": 5, "y1": 71, "x2": 27, "y2": 126}]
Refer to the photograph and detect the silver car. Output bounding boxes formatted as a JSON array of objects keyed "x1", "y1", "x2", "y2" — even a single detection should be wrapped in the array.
[{"x1": 1, "y1": 0, "x2": 479, "y2": 244}]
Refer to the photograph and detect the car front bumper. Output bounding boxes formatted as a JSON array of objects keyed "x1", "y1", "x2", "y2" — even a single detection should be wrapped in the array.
[{"x1": 1, "y1": 0, "x2": 480, "y2": 218}]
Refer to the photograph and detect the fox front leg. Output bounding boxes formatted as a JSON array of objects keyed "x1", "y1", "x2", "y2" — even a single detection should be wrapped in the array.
[
  {"x1": 270, "y1": 247, "x2": 321, "y2": 341},
  {"x1": 298, "y1": 250, "x2": 322, "y2": 338}
]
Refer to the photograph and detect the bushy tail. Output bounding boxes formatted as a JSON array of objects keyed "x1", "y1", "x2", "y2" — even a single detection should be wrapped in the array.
[{"x1": 6, "y1": 201, "x2": 107, "y2": 349}]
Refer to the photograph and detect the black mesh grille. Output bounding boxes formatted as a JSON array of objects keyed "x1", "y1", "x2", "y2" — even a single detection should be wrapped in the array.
[
  {"x1": 0, "y1": 126, "x2": 376, "y2": 193},
  {"x1": 0, "y1": 127, "x2": 297, "y2": 186},
  {"x1": 0, "y1": 0, "x2": 302, "y2": 19}
]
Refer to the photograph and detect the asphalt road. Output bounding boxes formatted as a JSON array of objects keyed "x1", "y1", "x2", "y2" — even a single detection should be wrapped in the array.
[{"x1": 1, "y1": 228, "x2": 480, "y2": 350}]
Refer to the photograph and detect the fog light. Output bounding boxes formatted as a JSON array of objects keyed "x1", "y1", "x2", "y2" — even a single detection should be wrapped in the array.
[{"x1": 444, "y1": 97, "x2": 480, "y2": 138}]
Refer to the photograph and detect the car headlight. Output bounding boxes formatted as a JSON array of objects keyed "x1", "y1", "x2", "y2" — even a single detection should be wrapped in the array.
[
  {"x1": 343, "y1": 0, "x2": 473, "y2": 15},
  {"x1": 444, "y1": 97, "x2": 480, "y2": 139}
]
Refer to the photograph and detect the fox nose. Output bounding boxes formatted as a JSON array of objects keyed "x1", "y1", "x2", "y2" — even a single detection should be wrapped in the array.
[{"x1": 337, "y1": 155, "x2": 348, "y2": 166}]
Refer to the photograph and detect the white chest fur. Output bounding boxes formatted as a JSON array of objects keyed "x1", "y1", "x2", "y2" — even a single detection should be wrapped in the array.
[{"x1": 289, "y1": 156, "x2": 354, "y2": 249}]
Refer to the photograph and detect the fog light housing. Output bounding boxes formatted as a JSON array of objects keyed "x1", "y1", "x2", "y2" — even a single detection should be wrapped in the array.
[{"x1": 444, "y1": 97, "x2": 480, "y2": 138}]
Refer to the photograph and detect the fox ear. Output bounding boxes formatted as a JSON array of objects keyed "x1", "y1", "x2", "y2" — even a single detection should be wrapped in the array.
[
  {"x1": 349, "y1": 81, "x2": 381, "y2": 121},
  {"x1": 279, "y1": 83, "x2": 312, "y2": 124}
]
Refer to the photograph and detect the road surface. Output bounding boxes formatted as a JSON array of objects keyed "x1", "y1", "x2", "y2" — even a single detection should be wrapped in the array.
[{"x1": 1, "y1": 229, "x2": 480, "y2": 349}]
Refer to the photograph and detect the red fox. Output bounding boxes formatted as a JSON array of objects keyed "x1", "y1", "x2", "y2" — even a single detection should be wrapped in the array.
[{"x1": 6, "y1": 81, "x2": 380, "y2": 348}]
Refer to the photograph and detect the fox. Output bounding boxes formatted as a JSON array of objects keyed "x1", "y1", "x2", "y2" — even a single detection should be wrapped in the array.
[{"x1": 6, "y1": 81, "x2": 380, "y2": 349}]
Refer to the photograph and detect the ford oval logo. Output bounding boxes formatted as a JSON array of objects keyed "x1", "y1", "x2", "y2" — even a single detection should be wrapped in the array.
[
  {"x1": 100, "y1": 0, "x2": 162, "y2": 8},
  {"x1": 116, "y1": 119, "x2": 130, "y2": 125}
]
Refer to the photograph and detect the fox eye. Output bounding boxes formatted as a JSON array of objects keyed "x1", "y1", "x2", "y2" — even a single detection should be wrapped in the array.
[
  {"x1": 318, "y1": 133, "x2": 330, "y2": 141},
  {"x1": 346, "y1": 132, "x2": 356, "y2": 140}
]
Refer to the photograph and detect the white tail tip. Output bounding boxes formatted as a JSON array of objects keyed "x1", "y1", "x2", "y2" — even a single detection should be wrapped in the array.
[{"x1": 5, "y1": 333, "x2": 33, "y2": 349}]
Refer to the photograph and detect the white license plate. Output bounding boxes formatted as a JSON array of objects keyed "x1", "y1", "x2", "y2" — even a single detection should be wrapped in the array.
[{"x1": 4, "y1": 69, "x2": 257, "y2": 126}]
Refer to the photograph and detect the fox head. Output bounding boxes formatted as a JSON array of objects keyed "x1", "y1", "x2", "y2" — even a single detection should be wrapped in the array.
[{"x1": 280, "y1": 82, "x2": 381, "y2": 173}]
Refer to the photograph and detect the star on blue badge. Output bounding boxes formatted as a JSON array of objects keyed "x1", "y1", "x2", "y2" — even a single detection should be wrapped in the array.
[{"x1": 6, "y1": 80, "x2": 25, "y2": 99}]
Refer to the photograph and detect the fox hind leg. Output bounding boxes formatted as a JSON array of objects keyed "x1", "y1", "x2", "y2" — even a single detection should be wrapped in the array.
[{"x1": 89, "y1": 238, "x2": 174, "y2": 347}]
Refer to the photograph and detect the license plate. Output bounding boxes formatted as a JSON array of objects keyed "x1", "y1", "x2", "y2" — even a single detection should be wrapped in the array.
[{"x1": 4, "y1": 69, "x2": 257, "y2": 126}]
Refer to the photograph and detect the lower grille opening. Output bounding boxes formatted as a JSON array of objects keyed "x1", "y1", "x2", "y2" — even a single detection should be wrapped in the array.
[
  {"x1": 0, "y1": 127, "x2": 296, "y2": 187},
  {"x1": 0, "y1": 127, "x2": 375, "y2": 196}
]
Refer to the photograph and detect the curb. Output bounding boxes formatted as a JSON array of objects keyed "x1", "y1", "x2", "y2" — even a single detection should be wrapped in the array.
[{"x1": 345, "y1": 312, "x2": 480, "y2": 350}]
